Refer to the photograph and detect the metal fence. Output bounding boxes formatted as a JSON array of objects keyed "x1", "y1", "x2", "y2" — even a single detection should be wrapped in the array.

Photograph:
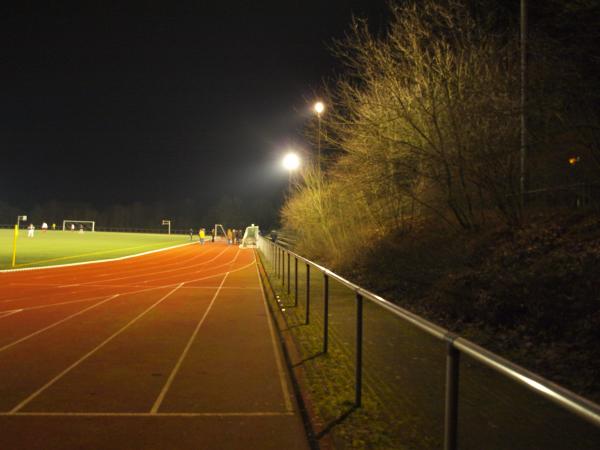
[{"x1": 258, "y1": 236, "x2": 600, "y2": 450}]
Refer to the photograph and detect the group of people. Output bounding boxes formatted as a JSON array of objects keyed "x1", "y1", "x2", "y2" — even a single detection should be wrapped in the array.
[
  {"x1": 26, "y1": 222, "x2": 57, "y2": 237},
  {"x1": 188, "y1": 227, "x2": 243, "y2": 245}
]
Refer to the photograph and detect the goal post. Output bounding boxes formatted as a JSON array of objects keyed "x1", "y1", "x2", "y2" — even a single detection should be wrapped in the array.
[
  {"x1": 212, "y1": 224, "x2": 227, "y2": 241},
  {"x1": 63, "y1": 220, "x2": 95, "y2": 232},
  {"x1": 240, "y1": 224, "x2": 259, "y2": 248}
]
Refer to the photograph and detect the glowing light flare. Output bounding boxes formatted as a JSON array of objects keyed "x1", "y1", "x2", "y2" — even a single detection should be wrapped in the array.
[
  {"x1": 282, "y1": 152, "x2": 301, "y2": 171},
  {"x1": 568, "y1": 156, "x2": 580, "y2": 165},
  {"x1": 314, "y1": 101, "x2": 325, "y2": 115}
]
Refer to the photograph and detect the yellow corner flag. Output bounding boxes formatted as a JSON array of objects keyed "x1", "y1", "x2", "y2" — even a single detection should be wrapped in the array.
[{"x1": 11, "y1": 224, "x2": 19, "y2": 267}]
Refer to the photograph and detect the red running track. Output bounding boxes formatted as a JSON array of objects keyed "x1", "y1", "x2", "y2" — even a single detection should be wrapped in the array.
[{"x1": 0, "y1": 242, "x2": 309, "y2": 450}]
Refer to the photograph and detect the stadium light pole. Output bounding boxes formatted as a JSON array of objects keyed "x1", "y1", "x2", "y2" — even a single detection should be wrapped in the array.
[
  {"x1": 282, "y1": 152, "x2": 301, "y2": 192},
  {"x1": 313, "y1": 101, "x2": 325, "y2": 178},
  {"x1": 12, "y1": 215, "x2": 27, "y2": 267}
]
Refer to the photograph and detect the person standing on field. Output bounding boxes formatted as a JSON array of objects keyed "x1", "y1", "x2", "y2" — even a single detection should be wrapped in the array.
[
  {"x1": 41, "y1": 222, "x2": 48, "y2": 233},
  {"x1": 199, "y1": 228, "x2": 205, "y2": 245},
  {"x1": 27, "y1": 223, "x2": 35, "y2": 238},
  {"x1": 189, "y1": 228, "x2": 194, "y2": 241},
  {"x1": 226, "y1": 228, "x2": 233, "y2": 245}
]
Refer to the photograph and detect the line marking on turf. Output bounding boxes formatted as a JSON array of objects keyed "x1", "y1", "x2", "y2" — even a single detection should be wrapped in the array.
[
  {"x1": 151, "y1": 273, "x2": 229, "y2": 414},
  {"x1": 0, "y1": 294, "x2": 120, "y2": 354},
  {"x1": 0, "y1": 309, "x2": 23, "y2": 319},
  {"x1": 0, "y1": 242, "x2": 194, "y2": 273},
  {"x1": 9, "y1": 284, "x2": 184, "y2": 413},
  {"x1": 1, "y1": 411, "x2": 294, "y2": 417},
  {"x1": 255, "y1": 258, "x2": 294, "y2": 413}
]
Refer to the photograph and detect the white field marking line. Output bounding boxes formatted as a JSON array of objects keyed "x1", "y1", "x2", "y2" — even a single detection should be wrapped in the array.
[
  {"x1": 0, "y1": 294, "x2": 119, "y2": 353},
  {"x1": 9, "y1": 284, "x2": 184, "y2": 414},
  {"x1": 27, "y1": 244, "x2": 205, "y2": 282},
  {"x1": 0, "y1": 297, "x2": 107, "y2": 314},
  {"x1": 29, "y1": 241, "x2": 206, "y2": 278},
  {"x1": 75, "y1": 246, "x2": 230, "y2": 286},
  {"x1": 173, "y1": 260, "x2": 256, "y2": 286},
  {"x1": 61, "y1": 243, "x2": 220, "y2": 283},
  {"x1": 255, "y1": 257, "x2": 294, "y2": 413},
  {"x1": 0, "y1": 281, "x2": 166, "y2": 305},
  {"x1": 181, "y1": 286, "x2": 261, "y2": 291},
  {"x1": 0, "y1": 309, "x2": 23, "y2": 319},
  {"x1": 0, "y1": 286, "x2": 119, "y2": 305},
  {"x1": 150, "y1": 273, "x2": 229, "y2": 414},
  {"x1": 137, "y1": 250, "x2": 243, "y2": 287},
  {"x1": 134, "y1": 247, "x2": 240, "y2": 284},
  {"x1": 0, "y1": 242, "x2": 194, "y2": 274},
  {"x1": 0, "y1": 284, "x2": 178, "y2": 354},
  {"x1": 2, "y1": 411, "x2": 294, "y2": 417},
  {"x1": 0, "y1": 290, "x2": 107, "y2": 305},
  {"x1": 28, "y1": 245, "x2": 196, "y2": 281}
]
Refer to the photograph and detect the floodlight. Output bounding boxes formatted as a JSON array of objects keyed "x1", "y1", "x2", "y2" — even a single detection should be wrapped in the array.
[
  {"x1": 282, "y1": 152, "x2": 301, "y2": 171},
  {"x1": 314, "y1": 101, "x2": 325, "y2": 115}
]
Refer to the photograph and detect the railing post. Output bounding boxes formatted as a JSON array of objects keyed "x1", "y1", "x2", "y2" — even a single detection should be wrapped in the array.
[
  {"x1": 287, "y1": 253, "x2": 291, "y2": 295},
  {"x1": 281, "y1": 249, "x2": 285, "y2": 286},
  {"x1": 305, "y1": 263, "x2": 310, "y2": 325},
  {"x1": 323, "y1": 274, "x2": 329, "y2": 353},
  {"x1": 444, "y1": 339, "x2": 460, "y2": 450},
  {"x1": 294, "y1": 257, "x2": 298, "y2": 307},
  {"x1": 355, "y1": 292, "x2": 363, "y2": 407}
]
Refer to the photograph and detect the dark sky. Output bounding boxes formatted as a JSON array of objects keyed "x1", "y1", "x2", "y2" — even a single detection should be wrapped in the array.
[{"x1": 1, "y1": 1, "x2": 388, "y2": 209}]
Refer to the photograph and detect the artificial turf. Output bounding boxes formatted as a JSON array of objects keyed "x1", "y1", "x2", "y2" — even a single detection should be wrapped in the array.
[{"x1": 0, "y1": 229, "x2": 190, "y2": 270}]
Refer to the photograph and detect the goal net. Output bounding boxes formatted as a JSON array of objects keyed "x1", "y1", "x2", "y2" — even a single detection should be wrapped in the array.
[
  {"x1": 211, "y1": 224, "x2": 228, "y2": 241},
  {"x1": 63, "y1": 220, "x2": 95, "y2": 232},
  {"x1": 240, "y1": 224, "x2": 259, "y2": 248}
]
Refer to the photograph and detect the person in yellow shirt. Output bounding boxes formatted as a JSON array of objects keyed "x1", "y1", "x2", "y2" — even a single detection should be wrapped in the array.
[
  {"x1": 226, "y1": 228, "x2": 233, "y2": 245},
  {"x1": 199, "y1": 228, "x2": 205, "y2": 245}
]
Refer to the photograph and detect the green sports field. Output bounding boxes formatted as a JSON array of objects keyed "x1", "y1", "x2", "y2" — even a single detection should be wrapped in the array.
[{"x1": 0, "y1": 229, "x2": 190, "y2": 270}]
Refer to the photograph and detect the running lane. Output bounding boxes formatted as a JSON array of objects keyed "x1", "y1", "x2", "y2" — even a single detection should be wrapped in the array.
[{"x1": 0, "y1": 243, "x2": 310, "y2": 450}]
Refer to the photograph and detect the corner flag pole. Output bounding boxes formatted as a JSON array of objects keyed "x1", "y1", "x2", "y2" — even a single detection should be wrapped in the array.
[
  {"x1": 11, "y1": 224, "x2": 19, "y2": 268},
  {"x1": 12, "y1": 214, "x2": 26, "y2": 268}
]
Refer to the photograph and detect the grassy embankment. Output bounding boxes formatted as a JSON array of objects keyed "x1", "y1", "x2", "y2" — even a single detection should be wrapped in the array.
[{"x1": 261, "y1": 211, "x2": 600, "y2": 449}]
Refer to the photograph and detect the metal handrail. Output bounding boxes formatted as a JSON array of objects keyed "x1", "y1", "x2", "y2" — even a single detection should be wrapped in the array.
[{"x1": 257, "y1": 236, "x2": 600, "y2": 450}]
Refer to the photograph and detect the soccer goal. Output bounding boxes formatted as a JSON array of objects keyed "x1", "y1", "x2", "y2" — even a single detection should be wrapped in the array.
[
  {"x1": 240, "y1": 224, "x2": 259, "y2": 248},
  {"x1": 211, "y1": 224, "x2": 227, "y2": 241},
  {"x1": 63, "y1": 220, "x2": 95, "y2": 232}
]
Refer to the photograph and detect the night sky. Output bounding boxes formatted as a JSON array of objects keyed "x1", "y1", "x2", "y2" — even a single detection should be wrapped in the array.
[{"x1": 2, "y1": 2, "x2": 388, "y2": 211}]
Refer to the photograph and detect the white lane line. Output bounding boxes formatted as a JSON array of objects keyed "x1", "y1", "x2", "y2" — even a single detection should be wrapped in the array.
[
  {"x1": 150, "y1": 274, "x2": 229, "y2": 414},
  {"x1": 0, "y1": 295, "x2": 120, "y2": 354},
  {"x1": 0, "y1": 285, "x2": 177, "y2": 354},
  {"x1": 181, "y1": 286, "x2": 261, "y2": 291},
  {"x1": 3, "y1": 411, "x2": 293, "y2": 417},
  {"x1": 0, "y1": 297, "x2": 108, "y2": 314},
  {"x1": 8, "y1": 284, "x2": 184, "y2": 414},
  {"x1": 77, "y1": 247, "x2": 229, "y2": 286},
  {"x1": 0, "y1": 309, "x2": 23, "y2": 319},
  {"x1": 255, "y1": 258, "x2": 294, "y2": 413}
]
